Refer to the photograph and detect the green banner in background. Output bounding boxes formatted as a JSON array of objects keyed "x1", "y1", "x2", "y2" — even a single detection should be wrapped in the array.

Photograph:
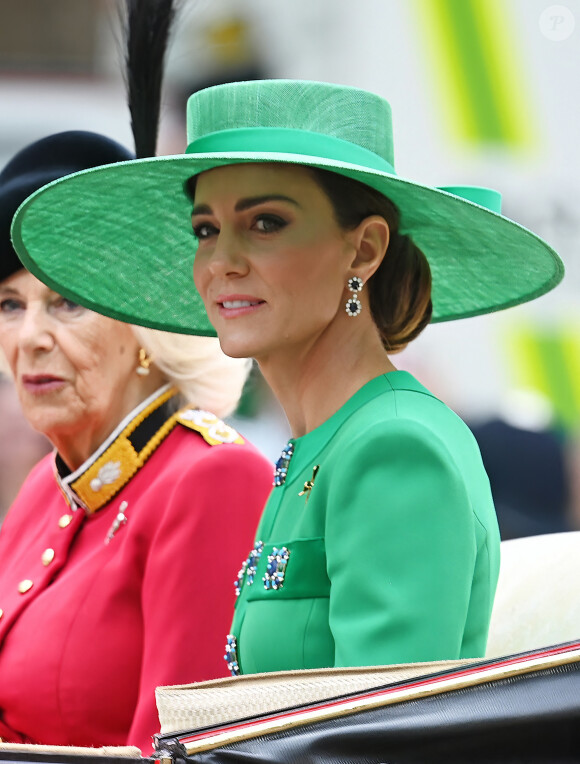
[
  {"x1": 414, "y1": 0, "x2": 537, "y2": 148},
  {"x1": 508, "y1": 323, "x2": 580, "y2": 432}
]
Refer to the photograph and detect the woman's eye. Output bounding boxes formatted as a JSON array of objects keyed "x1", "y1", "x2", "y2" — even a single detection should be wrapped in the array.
[
  {"x1": 192, "y1": 222, "x2": 218, "y2": 240},
  {"x1": 54, "y1": 297, "x2": 82, "y2": 313},
  {"x1": 254, "y1": 215, "x2": 287, "y2": 233},
  {"x1": 0, "y1": 298, "x2": 24, "y2": 313}
]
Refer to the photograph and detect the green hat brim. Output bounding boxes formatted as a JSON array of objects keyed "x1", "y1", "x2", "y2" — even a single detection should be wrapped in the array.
[{"x1": 11, "y1": 151, "x2": 564, "y2": 335}]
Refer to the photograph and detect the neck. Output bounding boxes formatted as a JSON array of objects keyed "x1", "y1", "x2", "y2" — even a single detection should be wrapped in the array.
[
  {"x1": 51, "y1": 371, "x2": 168, "y2": 472},
  {"x1": 257, "y1": 318, "x2": 396, "y2": 438}
]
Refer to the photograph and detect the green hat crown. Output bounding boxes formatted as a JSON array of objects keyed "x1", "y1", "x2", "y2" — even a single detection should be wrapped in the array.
[{"x1": 185, "y1": 80, "x2": 396, "y2": 174}]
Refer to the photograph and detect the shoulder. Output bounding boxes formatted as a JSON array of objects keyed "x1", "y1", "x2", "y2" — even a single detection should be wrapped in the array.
[
  {"x1": 152, "y1": 408, "x2": 268, "y2": 463},
  {"x1": 172, "y1": 408, "x2": 271, "y2": 470},
  {"x1": 326, "y1": 389, "x2": 481, "y2": 488},
  {"x1": 128, "y1": 417, "x2": 271, "y2": 528},
  {"x1": 326, "y1": 413, "x2": 476, "y2": 523},
  {"x1": 146, "y1": 409, "x2": 272, "y2": 487},
  {"x1": 359, "y1": 372, "x2": 459, "y2": 423},
  {"x1": 339, "y1": 373, "x2": 476, "y2": 455},
  {"x1": 331, "y1": 417, "x2": 463, "y2": 481}
]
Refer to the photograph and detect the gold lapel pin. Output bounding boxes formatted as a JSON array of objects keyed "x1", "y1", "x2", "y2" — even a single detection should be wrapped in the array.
[{"x1": 299, "y1": 465, "x2": 320, "y2": 503}]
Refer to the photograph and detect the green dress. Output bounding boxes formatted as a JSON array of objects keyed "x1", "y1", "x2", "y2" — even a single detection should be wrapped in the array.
[{"x1": 227, "y1": 371, "x2": 500, "y2": 675}]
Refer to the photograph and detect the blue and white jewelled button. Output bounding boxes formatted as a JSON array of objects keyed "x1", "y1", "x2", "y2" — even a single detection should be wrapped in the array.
[
  {"x1": 246, "y1": 540, "x2": 264, "y2": 586},
  {"x1": 274, "y1": 442, "x2": 294, "y2": 486},
  {"x1": 263, "y1": 546, "x2": 291, "y2": 590},
  {"x1": 224, "y1": 634, "x2": 240, "y2": 676}
]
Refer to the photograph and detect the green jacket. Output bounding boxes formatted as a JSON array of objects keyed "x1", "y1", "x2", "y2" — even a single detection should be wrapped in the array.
[{"x1": 228, "y1": 372, "x2": 500, "y2": 675}]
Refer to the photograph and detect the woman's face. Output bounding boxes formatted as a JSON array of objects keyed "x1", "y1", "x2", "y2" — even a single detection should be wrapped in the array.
[
  {"x1": 192, "y1": 163, "x2": 357, "y2": 361},
  {"x1": 0, "y1": 270, "x2": 143, "y2": 447}
]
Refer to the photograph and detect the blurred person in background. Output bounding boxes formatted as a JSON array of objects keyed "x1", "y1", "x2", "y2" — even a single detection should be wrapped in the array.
[
  {"x1": 0, "y1": 130, "x2": 272, "y2": 751},
  {"x1": 10, "y1": 79, "x2": 564, "y2": 674},
  {"x1": 470, "y1": 390, "x2": 572, "y2": 540}
]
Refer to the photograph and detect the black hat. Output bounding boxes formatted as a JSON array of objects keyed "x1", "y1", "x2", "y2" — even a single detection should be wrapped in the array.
[{"x1": 0, "y1": 131, "x2": 133, "y2": 282}]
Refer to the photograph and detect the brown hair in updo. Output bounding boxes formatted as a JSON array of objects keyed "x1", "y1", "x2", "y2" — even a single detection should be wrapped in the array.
[{"x1": 308, "y1": 167, "x2": 432, "y2": 353}]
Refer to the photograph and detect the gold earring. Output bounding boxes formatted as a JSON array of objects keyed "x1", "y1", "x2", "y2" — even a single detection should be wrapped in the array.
[{"x1": 136, "y1": 348, "x2": 152, "y2": 376}]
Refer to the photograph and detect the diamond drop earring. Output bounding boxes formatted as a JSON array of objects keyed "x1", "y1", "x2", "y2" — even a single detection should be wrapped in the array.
[{"x1": 345, "y1": 276, "x2": 364, "y2": 317}]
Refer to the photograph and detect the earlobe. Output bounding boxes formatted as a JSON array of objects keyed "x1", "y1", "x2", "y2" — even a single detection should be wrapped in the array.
[{"x1": 349, "y1": 216, "x2": 390, "y2": 281}]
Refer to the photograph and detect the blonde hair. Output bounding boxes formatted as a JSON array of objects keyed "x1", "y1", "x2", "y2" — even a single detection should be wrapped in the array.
[{"x1": 131, "y1": 326, "x2": 252, "y2": 418}]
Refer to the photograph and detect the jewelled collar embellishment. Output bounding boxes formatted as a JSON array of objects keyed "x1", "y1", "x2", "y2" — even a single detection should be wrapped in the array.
[
  {"x1": 274, "y1": 442, "x2": 294, "y2": 486},
  {"x1": 224, "y1": 634, "x2": 240, "y2": 676},
  {"x1": 234, "y1": 541, "x2": 264, "y2": 597},
  {"x1": 298, "y1": 465, "x2": 320, "y2": 503},
  {"x1": 263, "y1": 546, "x2": 291, "y2": 590}
]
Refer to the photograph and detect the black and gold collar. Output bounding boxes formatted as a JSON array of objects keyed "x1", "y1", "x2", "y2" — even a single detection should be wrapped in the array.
[
  {"x1": 56, "y1": 385, "x2": 181, "y2": 514},
  {"x1": 55, "y1": 385, "x2": 246, "y2": 515}
]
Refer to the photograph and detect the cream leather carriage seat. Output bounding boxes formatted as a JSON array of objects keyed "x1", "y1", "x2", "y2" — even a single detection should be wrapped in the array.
[{"x1": 485, "y1": 530, "x2": 580, "y2": 657}]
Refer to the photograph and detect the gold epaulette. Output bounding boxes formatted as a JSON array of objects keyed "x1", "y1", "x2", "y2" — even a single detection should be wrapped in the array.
[{"x1": 176, "y1": 408, "x2": 244, "y2": 446}]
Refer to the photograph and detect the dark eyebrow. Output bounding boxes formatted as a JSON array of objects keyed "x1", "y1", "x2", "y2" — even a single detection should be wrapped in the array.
[
  {"x1": 191, "y1": 203, "x2": 212, "y2": 216},
  {"x1": 191, "y1": 195, "x2": 301, "y2": 216},
  {"x1": 235, "y1": 195, "x2": 301, "y2": 211}
]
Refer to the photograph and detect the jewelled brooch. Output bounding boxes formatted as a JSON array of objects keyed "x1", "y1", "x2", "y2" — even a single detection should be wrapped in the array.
[{"x1": 263, "y1": 546, "x2": 291, "y2": 590}]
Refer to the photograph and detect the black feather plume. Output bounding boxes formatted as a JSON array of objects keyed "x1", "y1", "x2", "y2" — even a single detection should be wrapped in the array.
[{"x1": 123, "y1": 0, "x2": 179, "y2": 158}]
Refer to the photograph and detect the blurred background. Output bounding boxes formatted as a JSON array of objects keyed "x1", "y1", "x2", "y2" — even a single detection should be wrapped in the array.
[{"x1": 1, "y1": 0, "x2": 579, "y2": 538}]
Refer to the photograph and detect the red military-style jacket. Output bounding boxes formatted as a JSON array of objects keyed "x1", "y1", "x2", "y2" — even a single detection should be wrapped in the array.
[{"x1": 0, "y1": 386, "x2": 273, "y2": 753}]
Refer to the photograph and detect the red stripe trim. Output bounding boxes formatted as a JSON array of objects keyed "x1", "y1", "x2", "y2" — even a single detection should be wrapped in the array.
[{"x1": 178, "y1": 641, "x2": 580, "y2": 746}]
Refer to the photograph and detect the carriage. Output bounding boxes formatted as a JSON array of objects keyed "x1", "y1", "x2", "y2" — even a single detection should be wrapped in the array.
[{"x1": 1, "y1": 531, "x2": 579, "y2": 763}]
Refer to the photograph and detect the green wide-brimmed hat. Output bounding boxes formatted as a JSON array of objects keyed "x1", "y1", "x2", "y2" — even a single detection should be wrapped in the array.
[{"x1": 11, "y1": 79, "x2": 563, "y2": 336}]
